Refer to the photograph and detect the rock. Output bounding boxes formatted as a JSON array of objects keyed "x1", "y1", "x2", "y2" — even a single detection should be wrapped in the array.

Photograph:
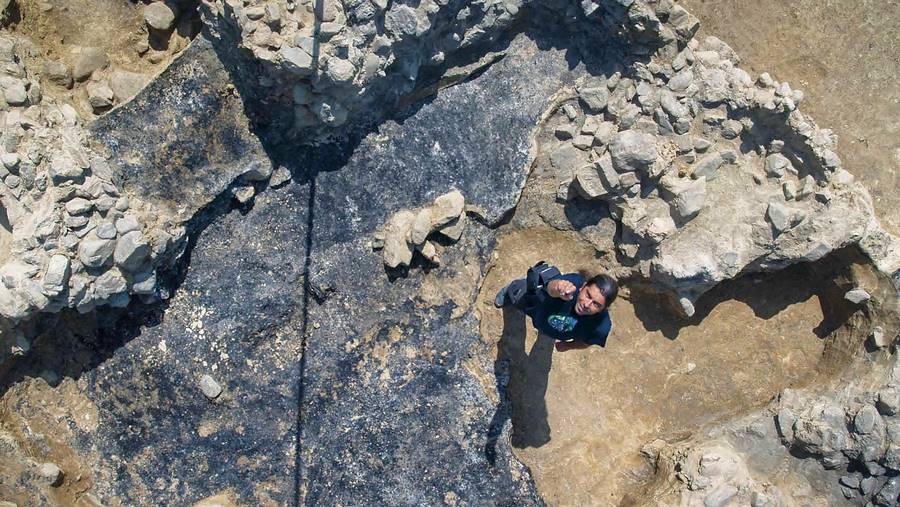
[
  {"x1": 382, "y1": 210, "x2": 415, "y2": 268},
  {"x1": 844, "y1": 288, "x2": 871, "y2": 304},
  {"x1": 764, "y1": 153, "x2": 791, "y2": 178},
  {"x1": 87, "y1": 81, "x2": 115, "y2": 111},
  {"x1": 325, "y1": 58, "x2": 356, "y2": 84},
  {"x1": 0, "y1": 77, "x2": 27, "y2": 105},
  {"x1": 431, "y1": 190, "x2": 465, "y2": 228},
  {"x1": 668, "y1": 69, "x2": 693, "y2": 92},
  {"x1": 721, "y1": 119, "x2": 743, "y2": 139},
  {"x1": 409, "y1": 208, "x2": 432, "y2": 245},
  {"x1": 416, "y1": 240, "x2": 439, "y2": 264},
  {"x1": 240, "y1": 160, "x2": 273, "y2": 182},
  {"x1": 114, "y1": 230, "x2": 150, "y2": 271},
  {"x1": 131, "y1": 269, "x2": 157, "y2": 295},
  {"x1": 65, "y1": 197, "x2": 92, "y2": 215},
  {"x1": 853, "y1": 404, "x2": 881, "y2": 434},
  {"x1": 574, "y1": 163, "x2": 609, "y2": 199},
  {"x1": 660, "y1": 89, "x2": 690, "y2": 119},
  {"x1": 43, "y1": 60, "x2": 73, "y2": 88},
  {"x1": 572, "y1": 134, "x2": 594, "y2": 150},
  {"x1": 78, "y1": 234, "x2": 116, "y2": 268},
  {"x1": 269, "y1": 166, "x2": 291, "y2": 187},
  {"x1": 144, "y1": 2, "x2": 176, "y2": 31},
  {"x1": 38, "y1": 462, "x2": 64, "y2": 487},
  {"x1": 861, "y1": 477, "x2": 877, "y2": 495},
  {"x1": 109, "y1": 70, "x2": 148, "y2": 103},
  {"x1": 436, "y1": 214, "x2": 465, "y2": 241},
  {"x1": 593, "y1": 121, "x2": 618, "y2": 145},
  {"x1": 232, "y1": 185, "x2": 255, "y2": 203},
  {"x1": 766, "y1": 202, "x2": 794, "y2": 234},
  {"x1": 662, "y1": 174, "x2": 707, "y2": 222},
  {"x1": 41, "y1": 255, "x2": 70, "y2": 297},
  {"x1": 0, "y1": 152, "x2": 18, "y2": 169},
  {"x1": 691, "y1": 152, "x2": 724, "y2": 180},
  {"x1": 96, "y1": 221, "x2": 117, "y2": 239},
  {"x1": 280, "y1": 47, "x2": 314, "y2": 76},
  {"x1": 578, "y1": 86, "x2": 610, "y2": 112},
  {"x1": 94, "y1": 268, "x2": 128, "y2": 305},
  {"x1": 72, "y1": 47, "x2": 109, "y2": 81},
  {"x1": 870, "y1": 326, "x2": 888, "y2": 348},
  {"x1": 609, "y1": 130, "x2": 658, "y2": 173},
  {"x1": 115, "y1": 215, "x2": 140, "y2": 235},
  {"x1": 200, "y1": 374, "x2": 223, "y2": 399},
  {"x1": 875, "y1": 477, "x2": 900, "y2": 506}
]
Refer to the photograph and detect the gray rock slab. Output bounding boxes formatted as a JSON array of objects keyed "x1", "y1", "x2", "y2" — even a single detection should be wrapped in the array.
[{"x1": 91, "y1": 37, "x2": 270, "y2": 223}]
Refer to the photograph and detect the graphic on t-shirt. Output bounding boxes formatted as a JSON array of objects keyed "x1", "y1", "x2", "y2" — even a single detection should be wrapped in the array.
[{"x1": 547, "y1": 313, "x2": 577, "y2": 333}]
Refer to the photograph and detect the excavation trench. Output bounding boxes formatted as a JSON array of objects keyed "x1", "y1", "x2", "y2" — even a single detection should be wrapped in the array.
[{"x1": 476, "y1": 227, "x2": 866, "y2": 505}]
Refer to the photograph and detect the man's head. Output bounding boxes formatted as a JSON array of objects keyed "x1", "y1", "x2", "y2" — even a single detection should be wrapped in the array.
[{"x1": 574, "y1": 274, "x2": 619, "y2": 316}]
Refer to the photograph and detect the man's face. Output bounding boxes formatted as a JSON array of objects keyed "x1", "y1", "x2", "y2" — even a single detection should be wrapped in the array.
[{"x1": 575, "y1": 283, "x2": 606, "y2": 316}]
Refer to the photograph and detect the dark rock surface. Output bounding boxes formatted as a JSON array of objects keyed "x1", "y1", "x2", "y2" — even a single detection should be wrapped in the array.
[{"x1": 71, "y1": 26, "x2": 624, "y2": 504}]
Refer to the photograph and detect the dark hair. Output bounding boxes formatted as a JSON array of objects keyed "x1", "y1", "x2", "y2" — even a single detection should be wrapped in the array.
[{"x1": 586, "y1": 273, "x2": 618, "y2": 307}]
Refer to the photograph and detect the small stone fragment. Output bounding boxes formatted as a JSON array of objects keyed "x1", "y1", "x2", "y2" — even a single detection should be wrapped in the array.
[
  {"x1": 691, "y1": 152, "x2": 724, "y2": 180},
  {"x1": 436, "y1": 214, "x2": 465, "y2": 241},
  {"x1": 431, "y1": 190, "x2": 465, "y2": 228},
  {"x1": 87, "y1": 81, "x2": 115, "y2": 111},
  {"x1": 41, "y1": 255, "x2": 71, "y2": 297},
  {"x1": 269, "y1": 166, "x2": 291, "y2": 187},
  {"x1": 578, "y1": 86, "x2": 610, "y2": 112},
  {"x1": 844, "y1": 288, "x2": 871, "y2": 304},
  {"x1": 43, "y1": 60, "x2": 73, "y2": 88},
  {"x1": 232, "y1": 185, "x2": 255, "y2": 203},
  {"x1": 765, "y1": 153, "x2": 791, "y2": 178},
  {"x1": 869, "y1": 326, "x2": 888, "y2": 348},
  {"x1": 38, "y1": 462, "x2": 64, "y2": 487},
  {"x1": 199, "y1": 374, "x2": 223, "y2": 399},
  {"x1": 78, "y1": 235, "x2": 115, "y2": 268}
]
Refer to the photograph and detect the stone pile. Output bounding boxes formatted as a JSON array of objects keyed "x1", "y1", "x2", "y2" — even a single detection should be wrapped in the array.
[
  {"x1": 643, "y1": 440, "x2": 788, "y2": 507},
  {"x1": 541, "y1": 33, "x2": 897, "y2": 316},
  {"x1": 0, "y1": 34, "x2": 185, "y2": 333},
  {"x1": 202, "y1": 0, "x2": 530, "y2": 136},
  {"x1": 372, "y1": 189, "x2": 466, "y2": 269},
  {"x1": 773, "y1": 367, "x2": 900, "y2": 506}
]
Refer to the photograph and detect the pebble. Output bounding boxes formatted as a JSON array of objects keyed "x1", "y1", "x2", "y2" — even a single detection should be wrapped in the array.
[
  {"x1": 269, "y1": 166, "x2": 291, "y2": 187},
  {"x1": 38, "y1": 462, "x2": 64, "y2": 486},
  {"x1": 200, "y1": 374, "x2": 223, "y2": 399},
  {"x1": 870, "y1": 326, "x2": 888, "y2": 348},
  {"x1": 232, "y1": 185, "x2": 255, "y2": 203},
  {"x1": 844, "y1": 288, "x2": 871, "y2": 304}
]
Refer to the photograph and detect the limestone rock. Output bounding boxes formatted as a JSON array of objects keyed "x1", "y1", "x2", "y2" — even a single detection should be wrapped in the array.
[
  {"x1": 144, "y1": 2, "x2": 176, "y2": 31},
  {"x1": 114, "y1": 230, "x2": 150, "y2": 271},
  {"x1": 609, "y1": 130, "x2": 658, "y2": 173},
  {"x1": 78, "y1": 235, "x2": 116, "y2": 268},
  {"x1": 844, "y1": 288, "x2": 871, "y2": 304},
  {"x1": 72, "y1": 47, "x2": 109, "y2": 81}
]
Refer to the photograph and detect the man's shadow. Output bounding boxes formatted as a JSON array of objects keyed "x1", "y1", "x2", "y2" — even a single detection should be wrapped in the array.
[{"x1": 485, "y1": 306, "x2": 554, "y2": 464}]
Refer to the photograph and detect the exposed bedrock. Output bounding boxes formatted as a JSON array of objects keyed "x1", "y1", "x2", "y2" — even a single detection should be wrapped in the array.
[{"x1": 0, "y1": 0, "x2": 898, "y2": 505}]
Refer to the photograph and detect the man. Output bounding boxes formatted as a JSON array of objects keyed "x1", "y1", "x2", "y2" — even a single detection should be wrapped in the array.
[{"x1": 494, "y1": 269, "x2": 618, "y2": 351}]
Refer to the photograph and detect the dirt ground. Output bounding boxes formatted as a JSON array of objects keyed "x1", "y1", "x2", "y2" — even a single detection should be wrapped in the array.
[
  {"x1": 678, "y1": 0, "x2": 900, "y2": 235},
  {"x1": 478, "y1": 228, "x2": 835, "y2": 505}
]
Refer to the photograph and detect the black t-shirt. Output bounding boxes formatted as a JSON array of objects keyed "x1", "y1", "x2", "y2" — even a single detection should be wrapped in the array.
[{"x1": 525, "y1": 273, "x2": 612, "y2": 347}]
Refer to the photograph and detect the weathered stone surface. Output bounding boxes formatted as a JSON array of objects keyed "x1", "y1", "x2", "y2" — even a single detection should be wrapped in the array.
[
  {"x1": 113, "y1": 231, "x2": 149, "y2": 271},
  {"x1": 144, "y1": 2, "x2": 176, "y2": 31},
  {"x1": 77, "y1": 235, "x2": 115, "y2": 268},
  {"x1": 41, "y1": 255, "x2": 70, "y2": 297},
  {"x1": 609, "y1": 130, "x2": 658, "y2": 173},
  {"x1": 72, "y1": 47, "x2": 108, "y2": 81}
]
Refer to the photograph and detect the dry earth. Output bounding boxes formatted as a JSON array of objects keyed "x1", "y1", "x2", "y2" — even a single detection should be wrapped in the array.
[{"x1": 477, "y1": 228, "x2": 846, "y2": 505}]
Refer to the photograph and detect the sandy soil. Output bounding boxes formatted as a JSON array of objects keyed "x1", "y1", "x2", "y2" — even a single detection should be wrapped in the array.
[
  {"x1": 477, "y1": 228, "x2": 836, "y2": 505},
  {"x1": 678, "y1": 0, "x2": 900, "y2": 235}
]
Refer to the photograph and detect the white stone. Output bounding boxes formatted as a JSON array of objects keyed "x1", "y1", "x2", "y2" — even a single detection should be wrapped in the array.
[{"x1": 200, "y1": 374, "x2": 223, "y2": 399}]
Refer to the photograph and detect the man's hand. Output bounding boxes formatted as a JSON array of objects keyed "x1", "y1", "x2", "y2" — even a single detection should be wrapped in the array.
[
  {"x1": 547, "y1": 279, "x2": 577, "y2": 300},
  {"x1": 555, "y1": 341, "x2": 591, "y2": 352}
]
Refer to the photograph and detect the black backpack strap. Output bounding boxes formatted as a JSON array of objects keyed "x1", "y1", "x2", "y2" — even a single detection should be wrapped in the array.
[{"x1": 526, "y1": 261, "x2": 562, "y2": 292}]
